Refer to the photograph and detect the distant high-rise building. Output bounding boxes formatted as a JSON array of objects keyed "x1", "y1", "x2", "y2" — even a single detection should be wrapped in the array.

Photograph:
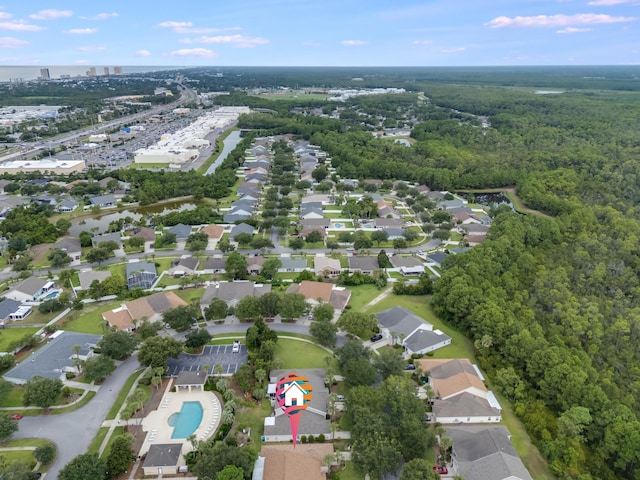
[
  {"x1": 40, "y1": 68, "x2": 50, "y2": 80},
  {"x1": 114, "y1": 66, "x2": 122, "y2": 75},
  {"x1": 87, "y1": 67, "x2": 97, "y2": 77},
  {"x1": 103, "y1": 67, "x2": 109, "y2": 76}
]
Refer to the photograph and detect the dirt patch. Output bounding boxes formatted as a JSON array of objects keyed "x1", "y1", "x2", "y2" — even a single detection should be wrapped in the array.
[{"x1": 29, "y1": 242, "x2": 53, "y2": 263}]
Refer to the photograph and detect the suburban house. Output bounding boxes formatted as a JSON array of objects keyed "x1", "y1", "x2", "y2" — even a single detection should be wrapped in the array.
[
  {"x1": 78, "y1": 269, "x2": 112, "y2": 290},
  {"x1": 426, "y1": 252, "x2": 449, "y2": 269},
  {"x1": 278, "y1": 258, "x2": 308, "y2": 273},
  {"x1": 88, "y1": 194, "x2": 116, "y2": 208},
  {"x1": 302, "y1": 194, "x2": 332, "y2": 205},
  {"x1": 53, "y1": 237, "x2": 82, "y2": 262},
  {"x1": 201, "y1": 224, "x2": 224, "y2": 242},
  {"x1": 102, "y1": 291, "x2": 188, "y2": 331},
  {"x1": 5, "y1": 277, "x2": 55, "y2": 302},
  {"x1": 301, "y1": 218, "x2": 331, "y2": 230},
  {"x1": 142, "y1": 444, "x2": 184, "y2": 477},
  {"x1": 314, "y1": 256, "x2": 342, "y2": 277},
  {"x1": 224, "y1": 209, "x2": 253, "y2": 224},
  {"x1": 286, "y1": 281, "x2": 351, "y2": 312},
  {"x1": 247, "y1": 256, "x2": 266, "y2": 275},
  {"x1": 132, "y1": 227, "x2": 157, "y2": 243},
  {"x1": 202, "y1": 257, "x2": 226, "y2": 274},
  {"x1": 446, "y1": 426, "x2": 533, "y2": 480},
  {"x1": 377, "y1": 205, "x2": 402, "y2": 219},
  {"x1": 300, "y1": 203, "x2": 324, "y2": 220},
  {"x1": 230, "y1": 223, "x2": 256, "y2": 241},
  {"x1": 55, "y1": 198, "x2": 78, "y2": 213},
  {"x1": 347, "y1": 256, "x2": 379, "y2": 274},
  {"x1": 375, "y1": 306, "x2": 451, "y2": 355},
  {"x1": 463, "y1": 224, "x2": 490, "y2": 236},
  {"x1": 168, "y1": 223, "x2": 192, "y2": 240},
  {"x1": 168, "y1": 257, "x2": 199, "y2": 277},
  {"x1": 0, "y1": 298, "x2": 31, "y2": 327},
  {"x1": 200, "y1": 281, "x2": 271, "y2": 309},
  {"x1": 301, "y1": 228, "x2": 327, "y2": 240},
  {"x1": 91, "y1": 232, "x2": 123, "y2": 248},
  {"x1": 263, "y1": 369, "x2": 330, "y2": 443},
  {"x1": 126, "y1": 262, "x2": 157, "y2": 290},
  {"x1": 374, "y1": 218, "x2": 404, "y2": 229},
  {"x1": 237, "y1": 182, "x2": 260, "y2": 196},
  {"x1": 389, "y1": 256, "x2": 425, "y2": 276},
  {"x1": 253, "y1": 444, "x2": 334, "y2": 480},
  {"x1": 466, "y1": 235, "x2": 487, "y2": 247},
  {"x1": 452, "y1": 211, "x2": 482, "y2": 225}
]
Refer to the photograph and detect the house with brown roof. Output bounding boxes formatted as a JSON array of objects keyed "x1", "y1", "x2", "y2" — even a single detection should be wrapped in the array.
[
  {"x1": 201, "y1": 224, "x2": 224, "y2": 240},
  {"x1": 255, "y1": 444, "x2": 333, "y2": 480},
  {"x1": 247, "y1": 256, "x2": 266, "y2": 275},
  {"x1": 102, "y1": 291, "x2": 188, "y2": 331},
  {"x1": 132, "y1": 227, "x2": 156, "y2": 243},
  {"x1": 286, "y1": 281, "x2": 351, "y2": 312}
]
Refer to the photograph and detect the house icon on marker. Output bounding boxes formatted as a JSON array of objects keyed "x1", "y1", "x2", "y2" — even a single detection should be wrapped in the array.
[{"x1": 282, "y1": 381, "x2": 307, "y2": 407}]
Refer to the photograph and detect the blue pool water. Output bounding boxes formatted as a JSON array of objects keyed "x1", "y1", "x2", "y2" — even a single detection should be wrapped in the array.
[
  {"x1": 334, "y1": 223, "x2": 343, "y2": 228},
  {"x1": 168, "y1": 401, "x2": 203, "y2": 439},
  {"x1": 43, "y1": 291, "x2": 59, "y2": 299}
]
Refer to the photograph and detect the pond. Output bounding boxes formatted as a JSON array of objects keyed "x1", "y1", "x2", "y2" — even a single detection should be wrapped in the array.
[
  {"x1": 473, "y1": 192, "x2": 515, "y2": 212},
  {"x1": 204, "y1": 130, "x2": 243, "y2": 175},
  {"x1": 69, "y1": 200, "x2": 201, "y2": 236}
]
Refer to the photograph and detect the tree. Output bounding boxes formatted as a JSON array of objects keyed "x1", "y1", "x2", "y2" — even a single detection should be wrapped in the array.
[
  {"x1": 232, "y1": 364, "x2": 252, "y2": 393},
  {"x1": 377, "y1": 250, "x2": 392, "y2": 268},
  {"x1": 261, "y1": 257, "x2": 282, "y2": 280},
  {"x1": 258, "y1": 292, "x2": 281, "y2": 317},
  {"x1": 352, "y1": 433, "x2": 402, "y2": 480},
  {"x1": 326, "y1": 241, "x2": 339, "y2": 251},
  {"x1": 189, "y1": 441, "x2": 257, "y2": 480},
  {"x1": 305, "y1": 230, "x2": 323, "y2": 244},
  {"x1": 233, "y1": 232, "x2": 253, "y2": 246},
  {"x1": 371, "y1": 230, "x2": 389, "y2": 246},
  {"x1": 0, "y1": 379, "x2": 13, "y2": 404},
  {"x1": 251, "y1": 237, "x2": 274, "y2": 251},
  {"x1": 402, "y1": 229, "x2": 419, "y2": 242},
  {"x1": 98, "y1": 331, "x2": 137, "y2": 360},
  {"x1": 0, "y1": 415, "x2": 18, "y2": 442},
  {"x1": 135, "y1": 320, "x2": 161, "y2": 340},
  {"x1": 59, "y1": 453, "x2": 107, "y2": 480},
  {"x1": 79, "y1": 231, "x2": 93, "y2": 248},
  {"x1": 374, "y1": 348, "x2": 405, "y2": 380},
  {"x1": 310, "y1": 319, "x2": 338, "y2": 347},
  {"x1": 85, "y1": 247, "x2": 111, "y2": 265},
  {"x1": 34, "y1": 443, "x2": 56, "y2": 464},
  {"x1": 47, "y1": 248, "x2": 72, "y2": 268},
  {"x1": 337, "y1": 311, "x2": 378, "y2": 339},
  {"x1": 162, "y1": 305, "x2": 198, "y2": 332},
  {"x1": 218, "y1": 238, "x2": 235, "y2": 253},
  {"x1": 289, "y1": 236, "x2": 304, "y2": 251},
  {"x1": 205, "y1": 298, "x2": 229, "y2": 321},
  {"x1": 235, "y1": 296, "x2": 262, "y2": 322},
  {"x1": 106, "y1": 433, "x2": 134, "y2": 478},
  {"x1": 225, "y1": 252, "x2": 248, "y2": 280},
  {"x1": 279, "y1": 293, "x2": 307, "y2": 320},
  {"x1": 100, "y1": 275, "x2": 127, "y2": 296},
  {"x1": 400, "y1": 458, "x2": 440, "y2": 480},
  {"x1": 312, "y1": 303, "x2": 335, "y2": 323},
  {"x1": 83, "y1": 355, "x2": 116, "y2": 383},
  {"x1": 353, "y1": 232, "x2": 373, "y2": 250},
  {"x1": 216, "y1": 465, "x2": 244, "y2": 480},
  {"x1": 23, "y1": 376, "x2": 63, "y2": 410},
  {"x1": 185, "y1": 328, "x2": 212, "y2": 349},
  {"x1": 312, "y1": 165, "x2": 328, "y2": 182},
  {"x1": 186, "y1": 232, "x2": 209, "y2": 252},
  {"x1": 245, "y1": 318, "x2": 278, "y2": 352},
  {"x1": 128, "y1": 236, "x2": 145, "y2": 248},
  {"x1": 137, "y1": 336, "x2": 183, "y2": 370}
]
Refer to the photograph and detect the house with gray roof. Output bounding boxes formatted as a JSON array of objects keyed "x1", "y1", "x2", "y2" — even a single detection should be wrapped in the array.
[
  {"x1": 263, "y1": 369, "x2": 330, "y2": 443},
  {"x1": 438, "y1": 199, "x2": 466, "y2": 210},
  {"x1": 168, "y1": 257, "x2": 199, "y2": 276},
  {"x1": 278, "y1": 258, "x2": 309, "y2": 273},
  {"x1": 5, "y1": 277, "x2": 53, "y2": 302},
  {"x1": 433, "y1": 392, "x2": 502, "y2": 425},
  {"x1": 426, "y1": 252, "x2": 449, "y2": 268},
  {"x1": 126, "y1": 262, "x2": 157, "y2": 290},
  {"x1": 376, "y1": 306, "x2": 451, "y2": 355},
  {"x1": 91, "y1": 232, "x2": 122, "y2": 248},
  {"x1": 55, "y1": 198, "x2": 78, "y2": 213},
  {"x1": 390, "y1": 255, "x2": 424, "y2": 269},
  {"x1": 463, "y1": 224, "x2": 490, "y2": 236},
  {"x1": 224, "y1": 210, "x2": 252, "y2": 223},
  {"x1": 348, "y1": 256, "x2": 379, "y2": 274},
  {"x1": 3, "y1": 331, "x2": 101, "y2": 384},
  {"x1": 0, "y1": 298, "x2": 30, "y2": 326},
  {"x1": 230, "y1": 223, "x2": 255, "y2": 240},
  {"x1": 301, "y1": 218, "x2": 331, "y2": 229},
  {"x1": 203, "y1": 257, "x2": 226, "y2": 274},
  {"x1": 200, "y1": 281, "x2": 271, "y2": 308},
  {"x1": 374, "y1": 217, "x2": 404, "y2": 229},
  {"x1": 54, "y1": 237, "x2": 81, "y2": 261},
  {"x1": 447, "y1": 426, "x2": 533, "y2": 480},
  {"x1": 168, "y1": 223, "x2": 192, "y2": 240},
  {"x1": 238, "y1": 182, "x2": 260, "y2": 196},
  {"x1": 300, "y1": 202, "x2": 324, "y2": 220},
  {"x1": 142, "y1": 444, "x2": 184, "y2": 476},
  {"x1": 88, "y1": 194, "x2": 116, "y2": 208}
]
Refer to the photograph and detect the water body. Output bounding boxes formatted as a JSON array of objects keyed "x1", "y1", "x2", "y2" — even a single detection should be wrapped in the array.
[
  {"x1": 205, "y1": 130, "x2": 243, "y2": 175},
  {"x1": 473, "y1": 193, "x2": 514, "y2": 211},
  {"x1": 69, "y1": 201, "x2": 200, "y2": 236}
]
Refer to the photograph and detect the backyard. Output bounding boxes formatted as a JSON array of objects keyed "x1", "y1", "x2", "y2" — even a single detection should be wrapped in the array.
[{"x1": 273, "y1": 337, "x2": 332, "y2": 369}]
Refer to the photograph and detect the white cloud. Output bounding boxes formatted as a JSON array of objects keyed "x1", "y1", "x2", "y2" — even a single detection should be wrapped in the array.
[
  {"x1": 440, "y1": 47, "x2": 466, "y2": 53},
  {"x1": 169, "y1": 48, "x2": 218, "y2": 57},
  {"x1": 341, "y1": 39, "x2": 367, "y2": 46},
  {"x1": 77, "y1": 45, "x2": 107, "y2": 51},
  {"x1": 29, "y1": 9, "x2": 73, "y2": 20},
  {"x1": 81, "y1": 12, "x2": 119, "y2": 20},
  {"x1": 196, "y1": 34, "x2": 268, "y2": 48},
  {"x1": 0, "y1": 36, "x2": 28, "y2": 48},
  {"x1": 556, "y1": 26, "x2": 592, "y2": 33},
  {"x1": 588, "y1": 0, "x2": 637, "y2": 4},
  {"x1": 486, "y1": 13, "x2": 637, "y2": 28},
  {"x1": 64, "y1": 28, "x2": 97, "y2": 35},
  {"x1": 174, "y1": 26, "x2": 241, "y2": 34},
  {"x1": 136, "y1": 49, "x2": 151, "y2": 56},
  {"x1": 157, "y1": 21, "x2": 192, "y2": 28},
  {"x1": 0, "y1": 21, "x2": 44, "y2": 32},
  {"x1": 0, "y1": 12, "x2": 12, "y2": 20}
]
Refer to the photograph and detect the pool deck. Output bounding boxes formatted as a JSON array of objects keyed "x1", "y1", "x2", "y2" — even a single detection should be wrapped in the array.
[{"x1": 139, "y1": 379, "x2": 222, "y2": 456}]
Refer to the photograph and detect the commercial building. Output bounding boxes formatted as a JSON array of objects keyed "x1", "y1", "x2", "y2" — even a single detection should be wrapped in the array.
[
  {"x1": 0, "y1": 159, "x2": 85, "y2": 175},
  {"x1": 40, "y1": 68, "x2": 50, "y2": 80}
]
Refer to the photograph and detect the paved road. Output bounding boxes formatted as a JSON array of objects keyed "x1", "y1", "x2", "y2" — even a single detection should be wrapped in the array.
[{"x1": 14, "y1": 356, "x2": 141, "y2": 479}]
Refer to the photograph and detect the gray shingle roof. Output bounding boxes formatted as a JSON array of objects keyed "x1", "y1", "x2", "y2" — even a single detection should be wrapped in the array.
[
  {"x1": 348, "y1": 256, "x2": 379, "y2": 271},
  {"x1": 376, "y1": 306, "x2": 429, "y2": 338},
  {"x1": 404, "y1": 328, "x2": 450, "y2": 354},
  {"x1": 10, "y1": 277, "x2": 48, "y2": 296},
  {"x1": 143, "y1": 444, "x2": 182, "y2": 468},
  {"x1": 433, "y1": 392, "x2": 501, "y2": 419},
  {"x1": 126, "y1": 262, "x2": 156, "y2": 278},
  {"x1": 0, "y1": 298, "x2": 22, "y2": 320},
  {"x1": 168, "y1": 223, "x2": 192, "y2": 239},
  {"x1": 200, "y1": 281, "x2": 271, "y2": 306},
  {"x1": 230, "y1": 223, "x2": 255, "y2": 239},
  {"x1": 92, "y1": 232, "x2": 122, "y2": 246}
]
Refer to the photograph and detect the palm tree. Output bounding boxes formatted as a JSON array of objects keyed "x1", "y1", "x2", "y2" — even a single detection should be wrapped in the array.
[
  {"x1": 216, "y1": 377, "x2": 229, "y2": 392},
  {"x1": 214, "y1": 364, "x2": 223, "y2": 379},
  {"x1": 254, "y1": 368, "x2": 266, "y2": 386},
  {"x1": 223, "y1": 389, "x2": 235, "y2": 402},
  {"x1": 221, "y1": 409, "x2": 234, "y2": 426}
]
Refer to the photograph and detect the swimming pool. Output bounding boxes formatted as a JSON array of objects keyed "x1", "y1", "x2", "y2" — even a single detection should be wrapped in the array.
[
  {"x1": 334, "y1": 223, "x2": 343, "y2": 228},
  {"x1": 43, "y1": 290, "x2": 59, "y2": 300},
  {"x1": 363, "y1": 224, "x2": 374, "y2": 229},
  {"x1": 168, "y1": 401, "x2": 203, "y2": 439}
]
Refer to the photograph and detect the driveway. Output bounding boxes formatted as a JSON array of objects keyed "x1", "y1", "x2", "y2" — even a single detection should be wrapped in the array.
[
  {"x1": 166, "y1": 344, "x2": 248, "y2": 376},
  {"x1": 13, "y1": 356, "x2": 141, "y2": 479}
]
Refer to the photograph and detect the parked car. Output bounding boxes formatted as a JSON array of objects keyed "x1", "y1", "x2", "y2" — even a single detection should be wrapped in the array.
[
  {"x1": 404, "y1": 363, "x2": 416, "y2": 370},
  {"x1": 336, "y1": 395, "x2": 345, "y2": 402},
  {"x1": 433, "y1": 466, "x2": 448, "y2": 474},
  {"x1": 370, "y1": 333, "x2": 383, "y2": 342},
  {"x1": 9, "y1": 413, "x2": 23, "y2": 420},
  {"x1": 232, "y1": 340, "x2": 240, "y2": 353}
]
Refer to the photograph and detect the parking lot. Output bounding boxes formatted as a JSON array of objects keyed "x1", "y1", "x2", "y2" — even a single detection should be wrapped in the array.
[{"x1": 166, "y1": 344, "x2": 248, "y2": 377}]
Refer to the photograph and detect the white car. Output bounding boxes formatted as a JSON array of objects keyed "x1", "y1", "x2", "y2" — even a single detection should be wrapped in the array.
[{"x1": 232, "y1": 341, "x2": 240, "y2": 353}]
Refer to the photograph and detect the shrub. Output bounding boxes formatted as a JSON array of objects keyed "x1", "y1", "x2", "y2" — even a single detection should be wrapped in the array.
[
  {"x1": 300, "y1": 435, "x2": 307, "y2": 443},
  {"x1": 65, "y1": 372, "x2": 75, "y2": 380},
  {"x1": 317, "y1": 434, "x2": 325, "y2": 443},
  {"x1": 308, "y1": 435, "x2": 315, "y2": 443}
]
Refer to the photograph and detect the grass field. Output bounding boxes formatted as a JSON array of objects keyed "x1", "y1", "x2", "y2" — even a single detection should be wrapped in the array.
[
  {"x1": 234, "y1": 400, "x2": 271, "y2": 447},
  {"x1": 106, "y1": 368, "x2": 146, "y2": 420},
  {"x1": 249, "y1": 92, "x2": 328, "y2": 101},
  {"x1": 0, "y1": 328, "x2": 40, "y2": 352},
  {"x1": 128, "y1": 163, "x2": 170, "y2": 169},
  {"x1": 175, "y1": 287, "x2": 205, "y2": 303},
  {"x1": 0, "y1": 449, "x2": 35, "y2": 467},
  {"x1": 345, "y1": 285, "x2": 388, "y2": 312},
  {"x1": 0, "y1": 386, "x2": 25, "y2": 408},
  {"x1": 61, "y1": 300, "x2": 120, "y2": 334},
  {"x1": 88, "y1": 427, "x2": 109, "y2": 454},
  {"x1": 273, "y1": 338, "x2": 332, "y2": 369}
]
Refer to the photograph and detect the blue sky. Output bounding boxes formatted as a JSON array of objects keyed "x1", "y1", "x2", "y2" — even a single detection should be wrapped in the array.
[{"x1": 0, "y1": 0, "x2": 639, "y2": 66}]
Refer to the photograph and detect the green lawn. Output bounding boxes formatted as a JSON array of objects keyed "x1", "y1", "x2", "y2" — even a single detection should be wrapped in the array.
[
  {"x1": 273, "y1": 338, "x2": 332, "y2": 369},
  {"x1": 174, "y1": 288, "x2": 205, "y2": 303},
  {"x1": 0, "y1": 450, "x2": 35, "y2": 467},
  {"x1": 234, "y1": 400, "x2": 271, "y2": 447},
  {"x1": 61, "y1": 300, "x2": 121, "y2": 334},
  {"x1": 106, "y1": 368, "x2": 146, "y2": 420},
  {"x1": 365, "y1": 295, "x2": 475, "y2": 360},
  {"x1": 88, "y1": 427, "x2": 110, "y2": 454},
  {"x1": 0, "y1": 328, "x2": 40, "y2": 352},
  {"x1": 323, "y1": 212, "x2": 344, "y2": 219},
  {"x1": 0, "y1": 386, "x2": 25, "y2": 407},
  {"x1": 128, "y1": 162, "x2": 170, "y2": 169},
  {"x1": 100, "y1": 426, "x2": 125, "y2": 458},
  {"x1": 345, "y1": 285, "x2": 388, "y2": 312}
]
